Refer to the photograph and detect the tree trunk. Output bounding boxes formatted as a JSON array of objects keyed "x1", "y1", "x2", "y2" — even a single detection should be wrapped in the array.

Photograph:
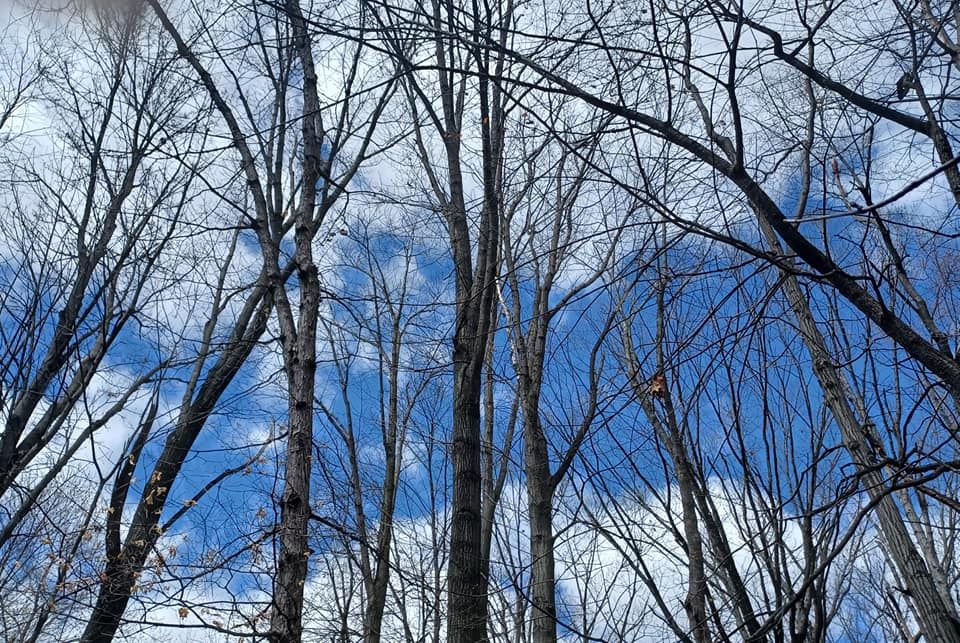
[
  {"x1": 80, "y1": 293, "x2": 272, "y2": 643},
  {"x1": 269, "y1": 275, "x2": 320, "y2": 642},
  {"x1": 524, "y1": 410, "x2": 559, "y2": 643},
  {"x1": 442, "y1": 39, "x2": 501, "y2": 643},
  {"x1": 756, "y1": 215, "x2": 960, "y2": 643},
  {"x1": 628, "y1": 381, "x2": 711, "y2": 643},
  {"x1": 666, "y1": 427, "x2": 711, "y2": 643},
  {"x1": 268, "y1": 2, "x2": 323, "y2": 637},
  {"x1": 448, "y1": 344, "x2": 489, "y2": 642}
]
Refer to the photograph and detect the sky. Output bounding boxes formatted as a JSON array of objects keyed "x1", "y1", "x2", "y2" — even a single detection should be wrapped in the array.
[{"x1": 1, "y1": 0, "x2": 959, "y2": 641}]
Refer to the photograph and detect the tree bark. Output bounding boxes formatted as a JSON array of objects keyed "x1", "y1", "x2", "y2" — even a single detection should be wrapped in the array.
[
  {"x1": 524, "y1": 409, "x2": 559, "y2": 643},
  {"x1": 268, "y1": 2, "x2": 323, "y2": 639}
]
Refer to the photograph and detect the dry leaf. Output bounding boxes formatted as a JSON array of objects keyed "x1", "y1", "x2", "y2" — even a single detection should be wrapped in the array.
[{"x1": 649, "y1": 373, "x2": 668, "y2": 398}]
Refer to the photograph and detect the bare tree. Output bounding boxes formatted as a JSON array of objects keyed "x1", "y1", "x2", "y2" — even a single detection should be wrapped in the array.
[
  {"x1": 368, "y1": 0, "x2": 514, "y2": 636},
  {"x1": 313, "y1": 219, "x2": 444, "y2": 642},
  {"x1": 10, "y1": 1, "x2": 960, "y2": 642},
  {"x1": 71, "y1": 1, "x2": 395, "y2": 639},
  {"x1": 454, "y1": 1, "x2": 960, "y2": 639},
  {"x1": 496, "y1": 114, "x2": 626, "y2": 643}
]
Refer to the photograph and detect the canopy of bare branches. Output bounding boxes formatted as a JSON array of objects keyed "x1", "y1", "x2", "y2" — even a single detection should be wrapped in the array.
[{"x1": 2, "y1": 0, "x2": 960, "y2": 641}]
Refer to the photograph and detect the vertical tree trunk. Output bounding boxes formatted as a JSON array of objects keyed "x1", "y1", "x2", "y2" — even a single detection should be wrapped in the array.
[
  {"x1": 524, "y1": 410, "x2": 559, "y2": 643},
  {"x1": 448, "y1": 354, "x2": 488, "y2": 642},
  {"x1": 373, "y1": 1, "x2": 507, "y2": 637},
  {"x1": 438, "y1": 11, "x2": 503, "y2": 640},
  {"x1": 498, "y1": 148, "x2": 615, "y2": 643},
  {"x1": 269, "y1": 270, "x2": 320, "y2": 642},
  {"x1": 269, "y1": 2, "x2": 323, "y2": 639}
]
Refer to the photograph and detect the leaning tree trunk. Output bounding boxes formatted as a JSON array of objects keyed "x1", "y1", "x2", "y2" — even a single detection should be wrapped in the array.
[
  {"x1": 623, "y1": 330, "x2": 711, "y2": 643},
  {"x1": 756, "y1": 214, "x2": 960, "y2": 643},
  {"x1": 80, "y1": 289, "x2": 272, "y2": 643}
]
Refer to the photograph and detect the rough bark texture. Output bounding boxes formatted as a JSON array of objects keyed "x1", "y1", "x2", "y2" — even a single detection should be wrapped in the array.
[
  {"x1": 438, "y1": 3, "x2": 504, "y2": 638},
  {"x1": 269, "y1": 302, "x2": 318, "y2": 642},
  {"x1": 512, "y1": 338, "x2": 559, "y2": 643},
  {"x1": 268, "y1": 2, "x2": 323, "y2": 639},
  {"x1": 445, "y1": 146, "x2": 500, "y2": 642},
  {"x1": 523, "y1": 409, "x2": 559, "y2": 643},
  {"x1": 448, "y1": 352, "x2": 489, "y2": 642},
  {"x1": 442, "y1": 120, "x2": 493, "y2": 643}
]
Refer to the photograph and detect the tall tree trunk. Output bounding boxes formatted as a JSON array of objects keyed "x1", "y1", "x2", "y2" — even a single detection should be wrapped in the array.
[
  {"x1": 756, "y1": 215, "x2": 960, "y2": 643},
  {"x1": 378, "y1": 0, "x2": 506, "y2": 636},
  {"x1": 269, "y1": 2, "x2": 323, "y2": 639},
  {"x1": 437, "y1": 11, "x2": 503, "y2": 641},
  {"x1": 270, "y1": 309, "x2": 319, "y2": 642},
  {"x1": 500, "y1": 146, "x2": 614, "y2": 643},
  {"x1": 269, "y1": 273, "x2": 320, "y2": 642},
  {"x1": 524, "y1": 409, "x2": 559, "y2": 643},
  {"x1": 448, "y1": 349, "x2": 489, "y2": 642}
]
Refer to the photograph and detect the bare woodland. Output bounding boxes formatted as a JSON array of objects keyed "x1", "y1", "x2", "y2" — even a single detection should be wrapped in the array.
[{"x1": 2, "y1": 0, "x2": 960, "y2": 641}]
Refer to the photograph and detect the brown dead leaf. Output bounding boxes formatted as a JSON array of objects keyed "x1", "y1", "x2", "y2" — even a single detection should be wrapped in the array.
[{"x1": 649, "y1": 373, "x2": 668, "y2": 398}]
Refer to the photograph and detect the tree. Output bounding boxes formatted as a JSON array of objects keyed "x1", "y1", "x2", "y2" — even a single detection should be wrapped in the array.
[
  {"x1": 313, "y1": 219, "x2": 444, "y2": 642},
  {"x1": 75, "y1": 1, "x2": 394, "y2": 639},
  {"x1": 496, "y1": 112, "x2": 625, "y2": 643},
  {"x1": 9, "y1": 0, "x2": 960, "y2": 641},
  {"x1": 465, "y1": 1, "x2": 960, "y2": 638},
  {"x1": 369, "y1": 0, "x2": 511, "y2": 637}
]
